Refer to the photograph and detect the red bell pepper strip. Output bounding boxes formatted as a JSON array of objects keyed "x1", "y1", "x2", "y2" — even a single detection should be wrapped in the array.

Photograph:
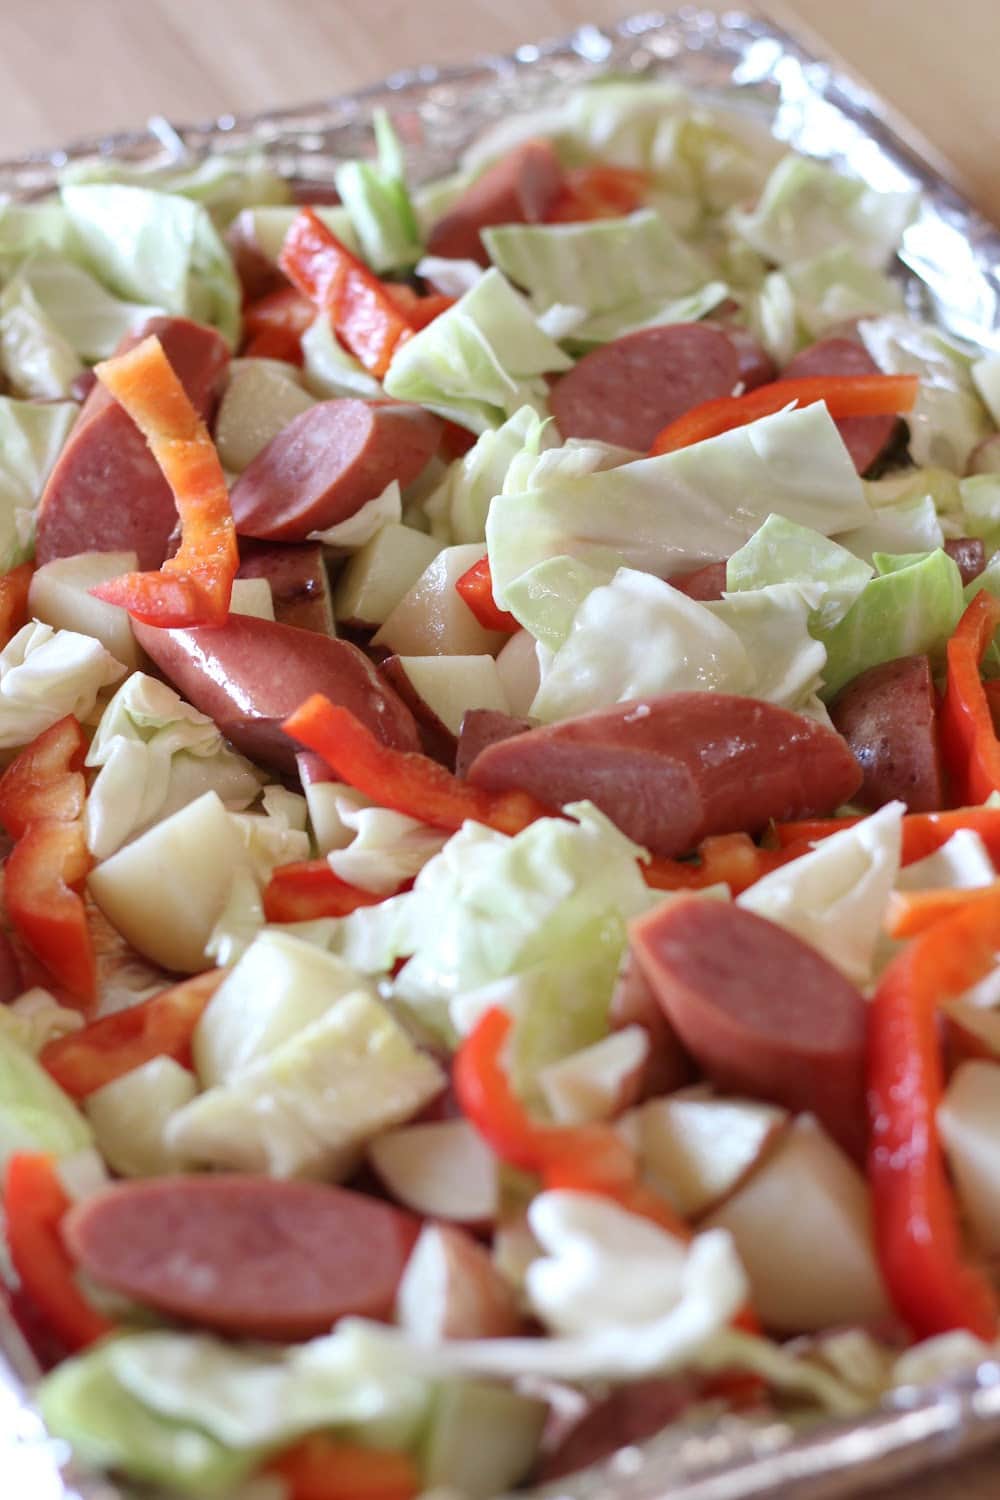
[
  {"x1": 284, "y1": 695, "x2": 556, "y2": 838},
  {"x1": 773, "y1": 806, "x2": 1000, "y2": 867},
  {"x1": 0, "y1": 562, "x2": 34, "y2": 649},
  {"x1": 267, "y1": 1437, "x2": 420, "y2": 1500},
  {"x1": 648, "y1": 373, "x2": 920, "y2": 456},
  {"x1": 642, "y1": 832, "x2": 810, "y2": 897},
  {"x1": 545, "y1": 165, "x2": 649, "y2": 223},
  {"x1": 279, "y1": 209, "x2": 414, "y2": 378},
  {"x1": 263, "y1": 859, "x2": 389, "y2": 923},
  {"x1": 4, "y1": 821, "x2": 95, "y2": 1005},
  {"x1": 40, "y1": 970, "x2": 225, "y2": 1099},
  {"x1": 242, "y1": 328, "x2": 306, "y2": 364},
  {"x1": 3, "y1": 1153, "x2": 113, "y2": 1352},
  {"x1": 0, "y1": 714, "x2": 87, "y2": 840},
  {"x1": 868, "y1": 889, "x2": 1000, "y2": 1341},
  {"x1": 454, "y1": 556, "x2": 519, "y2": 634},
  {"x1": 884, "y1": 882, "x2": 1000, "y2": 939},
  {"x1": 440, "y1": 420, "x2": 477, "y2": 460},
  {"x1": 243, "y1": 285, "x2": 316, "y2": 339},
  {"x1": 88, "y1": 335, "x2": 238, "y2": 627},
  {"x1": 382, "y1": 283, "x2": 456, "y2": 331},
  {"x1": 940, "y1": 591, "x2": 1000, "y2": 805}
]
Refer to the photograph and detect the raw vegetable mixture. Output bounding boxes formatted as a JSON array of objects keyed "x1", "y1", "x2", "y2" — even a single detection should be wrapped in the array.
[{"x1": 1, "y1": 74, "x2": 1000, "y2": 1500}]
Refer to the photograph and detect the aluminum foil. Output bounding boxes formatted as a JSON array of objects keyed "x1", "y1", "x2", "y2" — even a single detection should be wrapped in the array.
[{"x1": 3, "y1": 9, "x2": 1000, "y2": 1498}]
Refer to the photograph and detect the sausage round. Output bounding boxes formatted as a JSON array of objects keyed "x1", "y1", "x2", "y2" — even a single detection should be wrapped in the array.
[
  {"x1": 134, "y1": 614, "x2": 420, "y2": 774},
  {"x1": 454, "y1": 708, "x2": 534, "y2": 779},
  {"x1": 466, "y1": 692, "x2": 863, "y2": 857},
  {"x1": 549, "y1": 324, "x2": 740, "y2": 451},
  {"x1": 539, "y1": 1377, "x2": 699, "y2": 1482},
  {"x1": 230, "y1": 399, "x2": 442, "y2": 542},
  {"x1": 426, "y1": 140, "x2": 565, "y2": 266},
  {"x1": 629, "y1": 897, "x2": 868, "y2": 1159},
  {"x1": 780, "y1": 337, "x2": 897, "y2": 475},
  {"x1": 0, "y1": 930, "x2": 23, "y2": 1005},
  {"x1": 943, "y1": 537, "x2": 987, "y2": 588},
  {"x1": 36, "y1": 317, "x2": 230, "y2": 569},
  {"x1": 828, "y1": 654, "x2": 944, "y2": 813},
  {"x1": 608, "y1": 949, "x2": 695, "y2": 1099},
  {"x1": 63, "y1": 1175, "x2": 420, "y2": 1341},
  {"x1": 706, "y1": 319, "x2": 775, "y2": 392},
  {"x1": 667, "y1": 560, "x2": 727, "y2": 602}
]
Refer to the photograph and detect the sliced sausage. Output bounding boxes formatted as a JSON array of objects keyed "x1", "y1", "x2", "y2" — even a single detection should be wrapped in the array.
[
  {"x1": 780, "y1": 337, "x2": 896, "y2": 475},
  {"x1": 667, "y1": 560, "x2": 727, "y2": 602},
  {"x1": 0, "y1": 930, "x2": 23, "y2": 1005},
  {"x1": 466, "y1": 693, "x2": 862, "y2": 857},
  {"x1": 549, "y1": 324, "x2": 740, "y2": 452},
  {"x1": 230, "y1": 399, "x2": 442, "y2": 542},
  {"x1": 36, "y1": 317, "x2": 230, "y2": 569},
  {"x1": 609, "y1": 949, "x2": 694, "y2": 1099},
  {"x1": 454, "y1": 708, "x2": 534, "y2": 779},
  {"x1": 63, "y1": 1175, "x2": 420, "y2": 1341},
  {"x1": 629, "y1": 897, "x2": 868, "y2": 1159},
  {"x1": 539, "y1": 1377, "x2": 700, "y2": 1482},
  {"x1": 828, "y1": 655, "x2": 944, "y2": 813},
  {"x1": 426, "y1": 140, "x2": 565, "y2": 266},
  {"x1": 237, "y1": 540, "x2": 335, "y2": 635},
  {"x1": 944, "y1": 537, "x2": 987, "y2": 588},
  {"x1": 706, "y1": 317, "x2": 776, "y2": 392},
  {"x1": 133, "y1": 614, "x2": 420, "y2": 774}
]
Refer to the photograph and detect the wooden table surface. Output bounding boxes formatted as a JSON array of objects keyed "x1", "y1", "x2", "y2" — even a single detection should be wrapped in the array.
[{"x1": 2, "y1": 2, "x2": 1000, "y2": 1497}]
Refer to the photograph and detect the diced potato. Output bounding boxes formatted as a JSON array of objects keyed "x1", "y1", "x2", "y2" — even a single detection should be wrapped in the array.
[
  {"x1": 85, "y1": 1058, "x2": 197, "y2": 1177},
  {"x1": 369, "y1": 1118, "x2": 499, "y2": 1223},
  {"x1": 495, "y1": 629, "x2": 541, "y2": 717},
  {"x1": 87, "y1": 792, "x2": 247, "y2": 973},
  {"x1": 394, "y1": 654, "x2": 511, "y2": 736},
  {"x1": 421, "y1": 1380, "x2": 546, "y2": 1500},
  {"x1": 396, "y1": 1224, "x2": 523, "y2": 1342},
  {"x1": 703, "y1": 1115, "x2": 892, "y2": 1333},
  {"x1": 333, "y1": 521, "x2": 441, "y2": 629},
  {"x1": 228, "y1": 577, "x2": 274, "y2": 620},
  {"x1": 374, "y1": 544, "x2": 507, "y2": 657},
  {"x1": 628, "y1": 1092, "x2": 786, "y2": 1219},
  {"x1": 214, "y1": 359, "x2": 314, "y2": 473},
  {"x1": 538, "y1": 1026, "x2": 648, "y2": 1125},
  {"x1": 29, "y1": 551, "x2": 140, "y2": 670},
  {"x1": 938, "y1": 1060, "x2": 1000, "y2": 1255}
]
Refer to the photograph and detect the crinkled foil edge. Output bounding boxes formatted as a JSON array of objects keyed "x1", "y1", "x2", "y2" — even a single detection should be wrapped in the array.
[{"x1": 3, "y1": 9, "x2": 1000, "y2": 1498}]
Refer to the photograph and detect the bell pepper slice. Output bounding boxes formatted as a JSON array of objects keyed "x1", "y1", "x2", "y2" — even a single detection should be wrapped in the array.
[
  {"x1": 868, "y1": 888, "x2": 1000, "y2": 1340},
  {"x1": 454, "y1": 556, "x2": 520, "y2": 634},
  {"x1": 545, "y1": 165, "x2": 649, "y2": 223},
  {"x1": 648, "y1": 373, "x2": 920, "y2": 456},
  {"x1": 279, "y1": 209, "x2": 414, "y2": 378},
  {"x1": 642, "y1": 832, "x2": 809, "y2": 897},
  {"x1": 0, "y1": 561, "x2": 34, "y2": 649},
  {"x1": 242, "y1": 327, "x2": 306, "y2": 364},
  {"x1": 884, "y1": 882, "x2": 1000, "y2": 939},
  {"x1": 0, "y1": 714, "x2": 87, "y2": 840},
  {"x1": 3, "y1": 1153, "x2": 113, "y2": 1352},
  {"x1": 267, "y1": 1437, "x2": 420, "y2": 1500},
  {"x1": 40, "y1": 970, "x2": 224, "y2": 1099},
  {"x1": 263, "y1": 859, "x2": 390, "y2": 923},
  {"x1": 382, "y1": 283, "x2": 456, "y2": 331},
  {"x1": 773, "y1": 806, "x2": 1000, "y2": 867},
  {"x1": 284, "y1": 695, "x2": 556, "y2": 839},
  {"x1": 4, "y1": 820, "x2": 95, "y2": 1005},
  {"x1": 940, "y1": 590, "x2": 1000, "y2": 805},
  {"x1": 243, "y1": 285, "x2": 316, "y2": 339},
  {"x1": 87, "y1": 334, "x2": 238, "y2": 627}
]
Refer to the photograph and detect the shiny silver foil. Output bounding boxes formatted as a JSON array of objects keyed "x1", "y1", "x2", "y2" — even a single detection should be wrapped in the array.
[{"x1": 3, "y1": 9, "x2": 1000, "y2": 1498}]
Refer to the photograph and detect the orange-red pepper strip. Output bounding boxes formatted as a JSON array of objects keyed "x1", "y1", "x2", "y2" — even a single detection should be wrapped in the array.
[
  {"x1": 868, "y1": 889, "x2": 1000, "y2": 1340},
  {"x1": 40, "y1": 970, "x2": 224, "y2": 1100},
  {"x1": 454, "y1": 556, "x2": 519, "y2": 634},
  {"x1": 939, "y1": 591, "x2": 1000, "y2": 805},
  {"x1": 0, "y1": 716, "x2": 95, "y2": 1006},
  {"x1": 773, "y1": 806, "x2": 1000, "y2": 867},
  {"x1": 263, "y1": 860, "x2": 390, "y2": 923},
  {"x1": 88, "y1": 335, "x2": 238, "y2": 627},
  {"x1": 0, "y1": 562, "x2": 34, "y2": 649},
  {"x1": 279, "y1": 209, "x2": 414, "y2": 378},
  {"x1": 3, "y1": 1153, "x2": 113, "y2": 1352},
  {"x1": 267, "y1": 1436, "x2": 420, "y2": 1500},
  {"x1": 545, "y1": 165, "x2": 649, "y2": 223},
  {"x1": 884, "y1": 882, "x2": 1000, "y2": 939},
  {"x1": 649, "y1": 373, "x2": 920, "y2": 456}
]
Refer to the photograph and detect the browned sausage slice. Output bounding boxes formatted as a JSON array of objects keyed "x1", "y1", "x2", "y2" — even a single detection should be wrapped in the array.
[
  {"x1": 36, "y1": 317, "x2": 230, "y2": 569},
  {"x1": 426, "y1": 141, "x2": 565, "y2": 266},
  {"x1": 539, "y1": 1377, "x2": 699, "y2": 1481},
  {"x1": 780, "y1": 337, "x2": 896, "y2": 475},
  {"x1": 237, "y1": 540, "x2": 335, "y2": 635},
  {"x1": 629, "y1": 898, "x2": 868, "y2": 1159},
  {"x1": 549, "y1": 324, "x2": 740, "y2": 451},
  {"x1": 943, "y1": 537, "x2": 987, "y2": 588},
  {"x1": 454, "y1": 708, "x2": 534, "y2": 778},
  {"x1": 63, "y1": 1176, "x2": 420, "y2": 1341},
  {"x1": 230, "y1": 399, "x2": 441, "y2": 542},
  {"x1": 667, "y1": 561, "x2": 727, "y2": 602},
  {"x1": 134, "y1": 614, "x2": 420, "y2": 774},
  {"x1": 706, "y1": 319, "x2": 776, "y2": 392},
  {"x1": 466, "y1": 693, "x2": 862, "y2": 857},
  {"x1": 828, "y1": 655, "x2": 944, "y2": 812},
  {"x1": 609, "y1": 949, "x2": 694, "y2": 1099}
]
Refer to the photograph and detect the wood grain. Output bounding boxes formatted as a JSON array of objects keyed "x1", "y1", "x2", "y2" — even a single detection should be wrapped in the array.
[{"x1": 1, "y1": 1, "x2": 1000, "y2": 1495}]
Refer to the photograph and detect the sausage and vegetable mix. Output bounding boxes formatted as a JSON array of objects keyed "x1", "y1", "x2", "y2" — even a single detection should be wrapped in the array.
[{"x1": 2, "y1": 76, "x2": 1000, "y2": 1499}]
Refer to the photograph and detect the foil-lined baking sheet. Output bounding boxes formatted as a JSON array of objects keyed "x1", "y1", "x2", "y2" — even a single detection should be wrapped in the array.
[{"x1": 3, "y1": 9, "x2": 1000, "y2": 1498}]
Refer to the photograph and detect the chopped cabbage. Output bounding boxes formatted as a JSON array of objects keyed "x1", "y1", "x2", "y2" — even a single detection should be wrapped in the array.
[{"x1": 0, "y1": 621, "x2": 126, "y2": 750}]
